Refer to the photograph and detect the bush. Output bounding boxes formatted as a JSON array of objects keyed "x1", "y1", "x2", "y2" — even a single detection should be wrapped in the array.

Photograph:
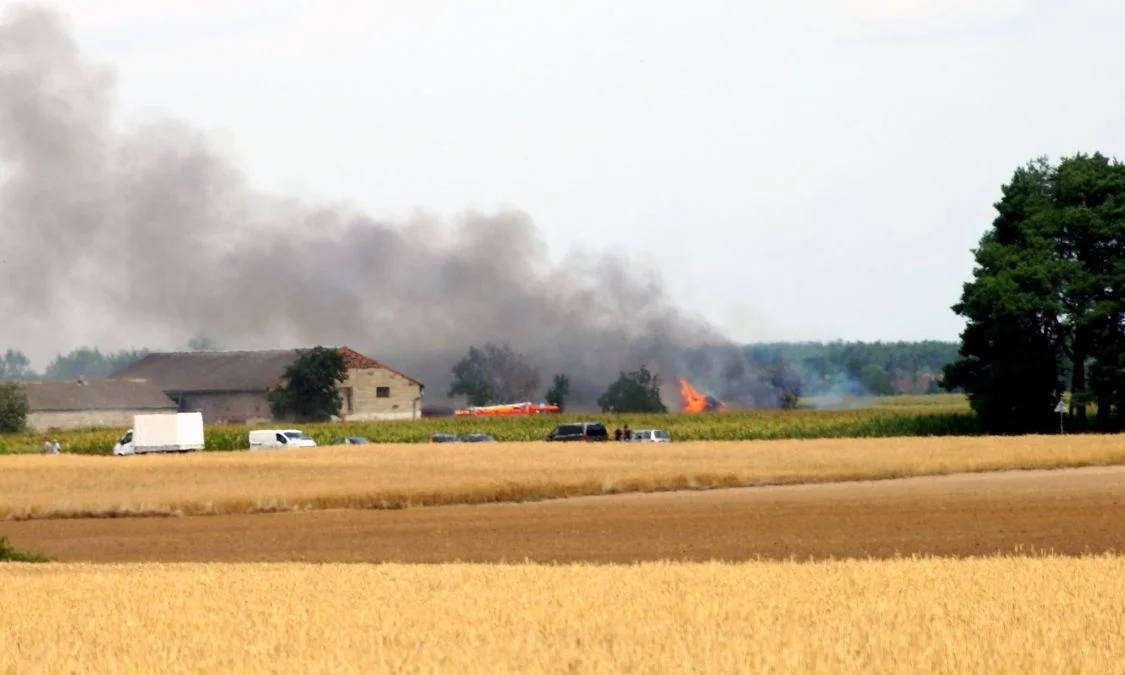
[
  {"x1": 597, "y1": 366, "x2": 667, "y2": 413},
  {"x1": 0, "y1": 535, "x2": 49, "y2": 562},
  {"x1": 0, "y1": 382, "x2": 29, "y2": 433}
]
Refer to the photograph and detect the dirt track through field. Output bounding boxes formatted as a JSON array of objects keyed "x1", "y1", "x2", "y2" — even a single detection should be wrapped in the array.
[{"x1": 8, "y1": 466, "x2": 1125, "y2": 563}]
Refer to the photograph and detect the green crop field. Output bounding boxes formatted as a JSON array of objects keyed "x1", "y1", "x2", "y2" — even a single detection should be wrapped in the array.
[
  {"x1": 0, "y1": 394, "x2": 977, "y2": 455},
  {"x1": 799, "y1": 392, "x2": 969, "y2": 409}
]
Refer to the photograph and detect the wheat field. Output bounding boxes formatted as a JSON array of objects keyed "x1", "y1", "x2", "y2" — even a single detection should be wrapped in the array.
[
  {"x1": 1, "y1": 555, "x2": 1122, "y2": 673},
  {"x1": 3, "y1": 435, "x2": 1124, "y2": 520}
]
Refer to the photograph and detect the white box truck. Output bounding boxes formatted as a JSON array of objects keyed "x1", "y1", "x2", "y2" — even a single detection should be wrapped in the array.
[{"x1": 113, "y1": 412, "x2": 205, "y2": 456}]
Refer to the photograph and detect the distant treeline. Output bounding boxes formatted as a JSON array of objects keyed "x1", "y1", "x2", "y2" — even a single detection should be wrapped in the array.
[
  {"x1": 743, "y1": 341, "x2": 960, "y2": 396},
  {"x1": 1, "y1": 340, "x2": 962, "y2": 397},
  {"x1": 0, "y1": 347, "x2": 151, "y2": 381},
  {"x1": 0, "y1": 337, "x2": 217, "y2": 381}
]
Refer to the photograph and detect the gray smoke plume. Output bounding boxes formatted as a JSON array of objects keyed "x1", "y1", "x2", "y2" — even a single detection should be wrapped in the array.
[{"x1": 0, "y1": 4, "x2": 781, "y2": 409}]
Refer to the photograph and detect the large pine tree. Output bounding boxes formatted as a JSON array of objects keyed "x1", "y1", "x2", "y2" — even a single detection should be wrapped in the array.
[{"x1": 944, "y1": 154, "x2": 1125, "y2": 433}]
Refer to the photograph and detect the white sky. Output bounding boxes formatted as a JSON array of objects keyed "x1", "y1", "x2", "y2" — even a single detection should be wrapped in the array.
[{"x1": 9, "y1": 0, "x2": 1125, "y2": 343}]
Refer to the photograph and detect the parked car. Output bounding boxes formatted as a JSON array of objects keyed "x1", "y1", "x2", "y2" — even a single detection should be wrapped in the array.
[
  {"x1": 545, "y1": 422, "x2": 609, "y2": 442},
  {"x1": 457, "y1": 433, "x2": 497, "y2": 442},
  {"x1": 249, "y1": 429, "x2": 317, "y2": 450},
  {"x1": 331, "y1": 436, "x2": 370, "y2": 445},
  {"x1": 430, "y1": 432, "x2": 459, "y2": 443},
  {"x1": 629, "y1": 429, "x2": 671, "y2": 443}
]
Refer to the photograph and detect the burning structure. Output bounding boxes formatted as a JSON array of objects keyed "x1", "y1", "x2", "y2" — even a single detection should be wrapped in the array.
[{"x1": 677, "y1": 377, "x2": 728, "y2": 413}]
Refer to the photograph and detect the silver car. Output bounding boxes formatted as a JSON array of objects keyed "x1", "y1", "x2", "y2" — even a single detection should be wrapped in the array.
[{"x1": 630, "y1": 429, "x2": 671, "y2": 443}]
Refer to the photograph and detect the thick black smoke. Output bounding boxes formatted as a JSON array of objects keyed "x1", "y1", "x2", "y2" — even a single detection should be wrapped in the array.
[{"x1": 0, "y1": 4, "x2": 781, "y2": 409}]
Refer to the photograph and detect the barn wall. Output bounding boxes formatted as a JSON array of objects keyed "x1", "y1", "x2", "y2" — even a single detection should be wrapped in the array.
[
  {"x1": 339, "y1": 368, "x2": 422, "y2": 421},
  {"x1": 177, "y1": 392, "x2": 274, "y2": 425},
  {"x1": 27, "y1": 408, "x2": 176, "y2": 433}
]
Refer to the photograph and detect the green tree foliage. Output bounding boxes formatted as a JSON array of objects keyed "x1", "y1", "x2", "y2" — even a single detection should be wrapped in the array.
[
  {"x1": 858, "y1": 364, "x2": 895, "y2": 396},
  {"x1": 267, "y1": 347, "x2": 348, "y2": 422},
  {"x1": 766, "y1": 356, "x2": 803, "y2": 409},
  {"x1": 43, "y1": 347, "x2": 148, "y2": 380},
  {"x1": 597, "y1": 365, "x2": 667, "y2": 413},
  {"x1": 545, "y1": 373, "x2": 570, "y2": 411},
  {"x1": 0, "y1": 382, "x2": 29, "y2": 433},
  {"x1": 447, "y1": 343, "x2": 541, "y2": 406},
  {"x1": 944, "y1": 153, "x2": 1125, "y2": 433},
  {"x1": 0, "y1": 350, "x2": 35, "y2": 380}
]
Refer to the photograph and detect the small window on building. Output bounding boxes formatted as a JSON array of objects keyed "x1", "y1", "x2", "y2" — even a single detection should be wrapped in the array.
[{"x1": 376, "y1": 386, "x2": 390, "y2": 398}]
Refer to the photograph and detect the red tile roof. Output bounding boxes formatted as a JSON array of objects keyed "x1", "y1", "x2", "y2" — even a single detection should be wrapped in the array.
[{"x1": 336, "y1": 346, "x2": 423, "y2": 387}]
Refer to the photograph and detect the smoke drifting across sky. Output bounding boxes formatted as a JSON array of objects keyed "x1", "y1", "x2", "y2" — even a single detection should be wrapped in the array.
[{"x1": 0, "y1": 3, "x2": 780, "y2": 408}]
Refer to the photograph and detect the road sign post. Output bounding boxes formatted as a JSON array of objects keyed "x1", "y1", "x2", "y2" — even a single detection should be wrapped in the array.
[{"x1": 1054, "y1": 397, "x2": 1066, "y2": 433}]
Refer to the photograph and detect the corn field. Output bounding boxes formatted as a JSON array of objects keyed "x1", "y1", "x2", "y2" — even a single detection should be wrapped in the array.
[{"x1": 0, "y1": 405, "x2": 980, "y2": 455}]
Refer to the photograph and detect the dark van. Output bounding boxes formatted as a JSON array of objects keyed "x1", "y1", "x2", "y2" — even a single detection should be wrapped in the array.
[{"x1": 545, "y1": 422, "x2": 609, "y2": 442}]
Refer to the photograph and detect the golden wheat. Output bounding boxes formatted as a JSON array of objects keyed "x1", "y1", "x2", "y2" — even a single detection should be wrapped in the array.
[
  {"x1": 0, "y1": 555, "x2": 1122, "y2": 673},
  {"x1": 2, "y1": 435, "x2": 1124, "y2": 520}
]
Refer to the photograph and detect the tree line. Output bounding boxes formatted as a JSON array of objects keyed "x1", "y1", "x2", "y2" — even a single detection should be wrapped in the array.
[
  {"x1": 443, "y1": 340, "x2": 961, "y2": 413},
  {"x1": 444, "y1": 342, "x2": 667, "y2": 413},
  {"x1": 0, "y1": 347, "x2": 151, "y2": 381},
  {"x1": 744, "y1": 341, "x2": 959, "y2": 397},
  {"x1": 0, "y1": 339, "x2": 958, "y2": 393},
  {"x1": 0, "y1": 336, "x2": 219, "y2": 382}
]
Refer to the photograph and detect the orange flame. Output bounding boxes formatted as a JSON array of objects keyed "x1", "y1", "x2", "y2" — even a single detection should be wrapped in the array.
[{"x1": 677, "y1": 377, "x2": 728, "y2": 413}]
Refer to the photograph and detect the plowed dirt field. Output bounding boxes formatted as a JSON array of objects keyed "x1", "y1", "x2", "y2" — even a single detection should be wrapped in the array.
[{"x1": 8, "y1": 465, "x2": 1124, "y2": 562}]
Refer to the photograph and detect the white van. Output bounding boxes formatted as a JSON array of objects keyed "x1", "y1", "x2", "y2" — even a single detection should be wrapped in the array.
[{"x1": 248, "y1": 429, "x2": 317, "y2": 450}]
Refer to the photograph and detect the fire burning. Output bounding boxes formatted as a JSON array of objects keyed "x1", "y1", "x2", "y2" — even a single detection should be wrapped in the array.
[{"x1": 677, "y1": 377, "x2": 728, "y2": 413}]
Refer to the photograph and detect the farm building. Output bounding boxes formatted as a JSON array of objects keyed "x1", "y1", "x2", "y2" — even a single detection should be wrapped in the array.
[
  {"x1": 18, "y1": 378, "x2": 179, "y2": 432},
  {"x1": 110, "y1": 346, "x2": 424, "y2": 424}
]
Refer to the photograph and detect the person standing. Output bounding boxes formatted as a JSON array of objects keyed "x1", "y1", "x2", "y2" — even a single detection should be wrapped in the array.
[{"x1": 621, "y1": 424, "x2": 631, "y2": 441}]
